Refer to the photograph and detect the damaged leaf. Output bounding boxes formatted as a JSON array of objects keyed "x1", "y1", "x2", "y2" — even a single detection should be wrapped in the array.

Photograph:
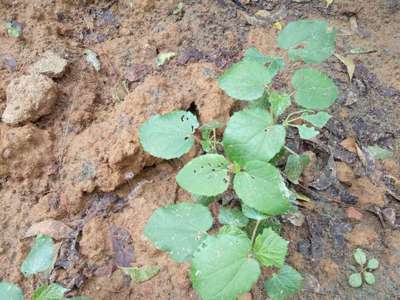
[
  {"x1": 122, "y1": 265, "x2": 160, "y2": 283},
  {"x1": 335, "y1": 53, "x2": 355, "y2": 81},
  {"x1": 156, "y1": 52, "x2": 176, "y2": 67},
  {"x1": 25, "y1": 219, "x2": 73, "y2": 240}
]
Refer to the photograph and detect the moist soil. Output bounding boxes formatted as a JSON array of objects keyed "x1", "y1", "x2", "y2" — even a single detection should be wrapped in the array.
[{"x1": 1, "y1": 0, "x2": 400, "y2": 299}]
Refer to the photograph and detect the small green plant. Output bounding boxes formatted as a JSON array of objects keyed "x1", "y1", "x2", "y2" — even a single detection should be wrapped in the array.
[
  {"x1": 0, "y1": 234, "x2": 90, "y2": 300},
  {"x1": 139, "y1": 19, "x2": 338, "y2": 300},
  {"x1": 348, "y1": 248, "x2": 379, "y2": 288}
]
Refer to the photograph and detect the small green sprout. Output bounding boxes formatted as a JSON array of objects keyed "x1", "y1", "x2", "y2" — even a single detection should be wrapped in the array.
[{"x1": 348, "y1": 248, "x2": 379, "y2": 288}]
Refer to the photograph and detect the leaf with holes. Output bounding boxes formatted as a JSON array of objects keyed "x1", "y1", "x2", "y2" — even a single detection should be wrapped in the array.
[
  {"x1": 264, "y1": 265, "x2": 303, "y2": 300},
  {"x1": 176, "y1": 154, "x2": 229, "y2": 196},
  {"x1": 284, "y1": 154, "x2": 310, "y2": 184},
  {"x1": 144, "y1": 203, "x2": 213, "y2": 262},
  {"x1": 234, "y1": 161, "x2": 290, "y2": 216},
  {"x1": 292, "y1": 68, "x2": 338, "y2": 109},
  {"x1": 121, "y1": 265, "x2": 160, "y2": 283},
  {"x1": 191, "y1": 229, "x2": 260, "y2": 300},
  {"x1": 269, "y1": 91, "x2": 291, "y2": 118},
  {"x1": 21, "y1": 234, "x2": 55, "y2": 276},
  {"x1": 278, "y1": 19, "x2": 336, "y2": 64},
  {"x1": 32, "y1": 283, "x2": 68, "y2": 300},
  {"x1": 296, "y1": 125, "x2": 319, "y2": 140},
  {"x1": 0, "y1": 281, "x2": 23, "y2": 300},
  {"x1": 139, "y1": 110, "x2": 199, "y2": 159},
  {"x1": 223, "y1": 108, "x2": 286, "y2": 165},
  {"x1": 218, "y1": 48, "x2": 284, "y2": 101},
  {"x1": 253, "y1": 228, "x2": 288, "y2": 268},
  {"x1": 218, "y1": 207, "x2": 249, "y2": 228},
  {"x1": 300, "y1": 112, "x2": 331, "y2": 128}
]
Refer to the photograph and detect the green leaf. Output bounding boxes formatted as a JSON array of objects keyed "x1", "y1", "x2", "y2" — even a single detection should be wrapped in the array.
[
  {"x1": 363, "y1": 271, "x2": 375, "y2": 285},
  {"x1": 192, "y1": 194, "x2": 218, "y2": 206},
  {"x1": 176, "y1": 154, "x2": 229, "y2": 196},
  {"x1": 296, "y1": 125, "x2": 319, "y2": 140},
  {"x1": 144, "y1": 203, "x2": 213, "y2": 262},
  {"x1": 5, "y1": 21, "x2": 22, "y2": 38},
  {"x1": 0, "y1": 281, "x2": 23, "y2": 300},
  {"x1": 300, "y1": 112, "x2": 331, "y2": 128},
  {"x1": 242, "y1": 205, "x2": 268, "y2": 221},
  {"x1": 21, "y1": 234, "x2": 55, "y2": 276},
  {"x1": 253, "y1": 228, "x2": 288, "y2": 268},
  {"x1": 367, "y1": 258, "x2": 379, "y2": 270},
  {"x1": 348, "y1": 273, "x2": 362, "y2": 288},
  {"x1": 278, "y1": 19, "x2": 336, "y2": 64},
  {"x1": 218, "y1": 225, "x2": 249, "y2": 238},
  {"x1": 292, "y1": 68, "x2": 338, "y2": 110},
  {"x1": 353, "y1": 248, "x2": 367, "y2": 266},
  {"x1": 218, "y1": 48, "x2": 284, "y2": 101},
  {"x1": 223, "y1": 108, "x2": 286, "y2": 165},
  {"x1": 121, "y1": 266, "x2": 160, "y2": 283},
  {"x1": 234, "y1": 161, "x2": 290, "y2": 216},
  {"x1": 156, "y1": 52, "x2": 176, "y2": 67},
  {"x1": 218, "y1": 207, "x2": 249, "y2": 228},
  {"x1": 191, "y1": 231, "x2": 260, "y2": 300},
  {"x1": 367, "y1": 145, "x2": 393, "y2": 160},
  {"x1": 139, "y1": 110, "x2": 199, "y2": 159},
  {"x1": 32, "y1": 284, "x2": 68, "y2": 300},
  {"x1": 269, "y1": 91, "x2": 291, "y2": 118},
  {"x1": 284, "y1": 154, "x2": 310, "y2": 184},
  {"x1": 264, "y1": 265, "x2": 303, "y2": 300}
]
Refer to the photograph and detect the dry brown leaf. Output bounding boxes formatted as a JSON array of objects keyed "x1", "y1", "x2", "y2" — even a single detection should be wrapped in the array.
[
  {"x1": 340, "y1": 137, "x2": 357, "y2": 153},
  {"x1": 349, "y1": 177, "x2": 385, "y2": 207},
  {"x1": 335, "y1": 161, "x2": 355, "y2": 185},
  {"x1": 335, "y1": 53, "x2": 355, "y2": 81},
  {"x1": 25, "y1": 219, "x2": 73, "y2": 240}
]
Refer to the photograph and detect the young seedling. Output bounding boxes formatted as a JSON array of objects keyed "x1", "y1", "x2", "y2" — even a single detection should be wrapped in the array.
[
  {"x1": 139, "y1": 19, "x2": 338, "y2": 300},
  {"x1": 348, "y1": 248, "x2": 379, "y2": 288}
]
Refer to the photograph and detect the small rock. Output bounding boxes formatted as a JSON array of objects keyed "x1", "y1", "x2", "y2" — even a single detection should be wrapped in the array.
[
  {"x1": 28, "y1": 51, "x2": 68, "y2": 78},
  {"x1": 346, "y1": 207, "x2": 363, "y2": 221},
  {"x1": 345, "y1": 224, "x2": 378, "y2": 247},
  {"x1": 2, "y1": 74, "x2": 57, "y2": 125},
  {"x1": 335, "y1": 161, "x2": 355, "y2": 185},
  {"x1": 125, "y1": 64, "x2": 151, "y2": 82},
  {"x1": 348, "y1": 177, "x2": 385, "y2": 207}
]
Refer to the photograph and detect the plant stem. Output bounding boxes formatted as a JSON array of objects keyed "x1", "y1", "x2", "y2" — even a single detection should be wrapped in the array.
[
  {"x1": 284, "y1": 145, "x2": 298, "y2": 155},
  {"x1": 251, "y1": 220, "x2": 261, "y2": 246}
]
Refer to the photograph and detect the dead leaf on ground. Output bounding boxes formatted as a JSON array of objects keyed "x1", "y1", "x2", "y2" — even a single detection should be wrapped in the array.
[
  {"x1": 335, "y1": 161, "x2": 355, "y2": 185},
  {"x1": 340, "y1": 137, "x2": 357, "y2": 154},
  {"x1": 346, "y1": 207, "x2": 363, "y2": 221},
  {"x1": 348, "y1": 177, "x2": 385, "y2": 207},
  {"x1": 335, "y1": 53, "x2": 355, "y2": 81},
  {"x1": 25, "y1": 219, "x2": 73, "y2": 240},
  {"x1": 110, "y1": 225, "x2": 134, "y2": 268}
]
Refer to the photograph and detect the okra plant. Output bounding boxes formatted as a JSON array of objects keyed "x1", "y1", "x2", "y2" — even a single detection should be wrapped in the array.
[{"x1": 139, "y1": 19, "x2": 338, "y2": 300}]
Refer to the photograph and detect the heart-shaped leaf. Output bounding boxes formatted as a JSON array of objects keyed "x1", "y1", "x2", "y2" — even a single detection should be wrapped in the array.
[
  {"x1": 223, "y1": 108, "x2": 286, "y2": 165},
  {"x1": 218, "y1": 48, "x2": 284, "y2": 101},
  {"x1": 191, "y1": 229, "x2": 260, "y2": 300},
  {"x1": 144, "y1": 203, "x2": 213, "y2": 262},
  {"x1": 278, "y1": 19, "x2": 336, "y2": 64},
  {"x1": 234, "y1": 161, "x2": 290, "y2": 216},
  {"x1": 253, "y1": 228, "x2": 288, "y2": 268},
  {"x1": 264, "y1": 265, "x2": 303, "y2": 300},
  {"x1": 292, "y1": 68, "x2": 338, "y2": 109},
  {"x1": 300, "y1": 112, "x2": 331, "y2": 128},
  {"x1": 176, "y1": 154, "x2": 229, "y2": 196},
  {"x1": 218, "y1": 207, "x2": 249, "y2": 228},
  {"x1": 139, "y1": 110, "x2": 199, "y2": 159},
  {"x1": 0, "y1": 281, "x2": 23, "y2": 300},
  {"x1": 21, "y1": 234, "x2": 55, "y2": 276},
  {"x1": 296, "y1": 125, "x2": 319, "y2": 140},
  {"x1": 32, "y1": 283, "x2": 68, "y2": 300}
]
